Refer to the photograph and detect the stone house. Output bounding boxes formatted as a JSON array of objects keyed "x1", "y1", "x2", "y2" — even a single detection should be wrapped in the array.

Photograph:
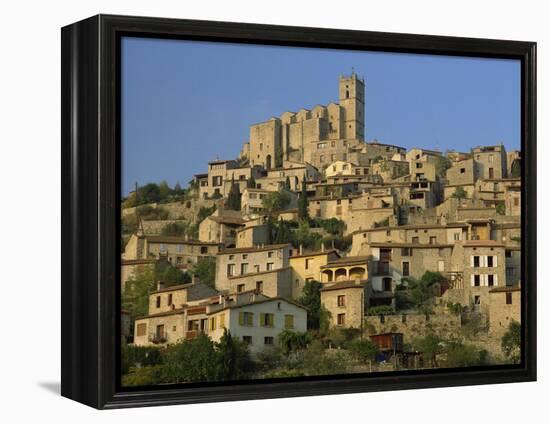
[
  {"x1": 215, "y1": 244, "x2": 293, "y2": 293},
  {"x1": 255, "y1": 163, "x2": 319, "y2": 192},
  {"x1": 325, "y1": 160, "x2": 369, "y2": 178},
  {"x1": 445, "y1": 158, "x2": 477, "y2": 199},
  {"x1": 198, "y1": 209, "x2": 246, "y2": 247},
  {"x1": 320, "y1": 280, "x2": 366, "y2": 329},
  {"x1": 120, "y1": 258, "x2": 155, "y2": 290},
  {"x1": 504, "y1": 246, "x2": 521, "y2": 287},
  {"x1": 235, "y1": 223, "x2": 269, "y2": 248},
  {"x1": 222, "y1": 268, "x2": 293, "y2": 299},
  {"x1": 472, "y1": 145, "x2": 507, "y2": 180},
  {"x1": 289, "y1": 247, "x2": 341, "y2": 298},
  {"x1": 488, "y1": 285, "x2": 521, "y2": 338},
  {"x1": 123, "y1": 232, "x2": 221, "y2": 267},
  {"x1": 503, "y1": 179, "x2": 521, "y2": 216},
  {"x1": 134, "y1": 288, "x2": 307, "y2": 353},
  {"x1": 206, "y1": 294, "x2": 307, "y2": 353}
]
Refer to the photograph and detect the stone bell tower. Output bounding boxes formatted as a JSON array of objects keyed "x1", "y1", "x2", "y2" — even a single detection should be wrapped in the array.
[{"x1": 339, "y1": 72, "x2": 365, "y2": 140}]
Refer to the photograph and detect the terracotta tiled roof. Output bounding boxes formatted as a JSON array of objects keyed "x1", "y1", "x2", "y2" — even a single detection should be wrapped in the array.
[
  {"x1": 146, "y1": 235, "x2": 220, "y2": 245},
  {"x1": 320, "y1": 256, "x2": 370, "y2": 268},
  {"x1": 217, "y1": 243, "x2": 291, "y2": 255}
]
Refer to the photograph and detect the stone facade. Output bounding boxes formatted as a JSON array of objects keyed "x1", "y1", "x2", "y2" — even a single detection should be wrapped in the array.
[{"x1": 321, "y1": 280, "x2": 366, "y2": 329}]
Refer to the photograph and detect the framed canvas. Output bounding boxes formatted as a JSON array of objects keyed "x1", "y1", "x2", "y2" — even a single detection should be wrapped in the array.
[{"x1": 61, "y1": 14, "x2": 536, "y2": 409}]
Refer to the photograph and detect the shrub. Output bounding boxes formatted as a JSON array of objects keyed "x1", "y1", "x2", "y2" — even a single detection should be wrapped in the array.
[
  {"x1": 161, "y1": 222, "x2": 188, "y2": 237},
  {"x1": 366, "y1": 305, "x2": 394, "y2": 316},
  {"x1": 122, "y1": 365, "x2": 164, "y2": 387},
  {"x1": 348, "y1": 339, "x2": 380, "y2": 363}
]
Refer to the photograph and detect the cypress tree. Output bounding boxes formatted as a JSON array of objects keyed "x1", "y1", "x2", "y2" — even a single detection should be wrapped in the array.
[{"x1": 298, "y1": 175, "x2": 308, "y2": 220}]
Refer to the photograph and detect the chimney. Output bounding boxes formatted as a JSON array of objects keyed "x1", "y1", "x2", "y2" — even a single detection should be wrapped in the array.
[
  {"x1": 299, "y1": 244, "x2": 303, "y2": 255},
  {"x1": 157, "y1": 281, "x2": 164, "y2": 291},
  {"x1": 321, "y1": 243, "x2": 325, "y2": 253}
]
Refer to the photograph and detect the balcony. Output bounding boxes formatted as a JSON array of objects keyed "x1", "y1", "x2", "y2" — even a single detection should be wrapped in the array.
[{"x1": 148, "y1": 332, "x2": 167, "y2": 344}]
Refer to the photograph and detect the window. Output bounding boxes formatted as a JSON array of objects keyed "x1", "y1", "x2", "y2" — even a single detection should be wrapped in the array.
[
  {"x1": 227, "y1": 264, "x2": 235, "y2": 277},
  {"x1": 242, "y1": 336, "x2": 252, "y2": 345},
  {"x1": 136, "y1": 323, "x2": 147, "y2": 336},
  {"x1": 267, "y1": 263, "x2": 274, "y2": 271},
  {"x1": 209, "y1": 317, "x2": 216, "y2": 331},
  {"x1": 256, "y1": 281, "x2": 263, "y2": 292},
  {"x1": 429, "y1": 236, "x2": 437, "y2": 244},
  {"x1": 254, "y1": 265, "x2": 260, "y2": 273},
  {"x1": 337, "y1": 313, "x2": 346, "y2": 326},
  {"x1": 188, "y1": 320, "x2": 199, "y2": 331},
  {"x1": 416, "y1": 162, "x2": 423, "y2": 169},
  {"x1": 242, "y1": 254, "x2": 248, "y2": 259},
  {"x1": 284, "y1": 314, "x2": 294, "y2": 329},
  {"x1": 402, "y1": 262, "x2": 410, "y2": 276},
  {"x1": 386, "y1": 230, "x2": 391, "y2": 236},
  {"x1": 383, "y1": 278, "x2": 392, "y2": 291},
  {"x1": 514, "y1": 197, "x2": 520, "y2": 206},
  {"x1": 239, "y1": 312, "x2": 254, "y2": 326},
  {"x1": 317, "y1": 142, "x2": 327, "y2": 150},
  {"x1": 156, "y1": 296, "x2": 161, "y2": 308},
  {"x1": 219, "y1": 313, "x2": 225, "y2": 328},
  {"x1": 401, "y1": 247, "x2": 412, "y2": 256},
  {"x1": 506, "y1": 292, "x2": 513, "y2": 305},
  {"x1": 201, "y1": 246, "x2": 208, "y2": 254},
  {"x1": 264, "y1": 336, "x2": 274, "y2": 345},
  {"x1": 237, "y1": 284, "x2": 245, "y2": 293},
  {"x1": 473, "y1": 256, "x2": 480, "y2": 267},
  {"x1": 212, "y1": 176, "x2": 223, "y2": 186},
  {"x1": 487, "y1": 256, "x2": 494, "y2": 267},
  {"x1": 337, "y1": 295, "x2": 346, "y2": 307},
  {"x1": 473, "y1": 275, "x2": 481, "y2": 287},
  {"x1": 241, "y1": 263, "x2": 248, "y2": 274},
  {"x1": 167, "y1": 293, "x2": 173, "y2": 306},
  {"x1": 412, "y1": 237, "x2": 419, "y2": 244},
  {"x1": 176, "y1": 244, "x2": 183, "y2": 253},
  {"x1": 460, "y1": 168, "x2": 466, "y2": 174},
  {"x1": 229, "y1": 254, "x2": 235, "y2": 260},
  {"x1": 319, "y1": 155, "x2": 325, "y2": 163},
  {"x1": 159, "y1": 243, "x2": 166, "y2": 253},
  {"x1": 305, "y1": 258, "x2": 313, "y2": 269},
  {"x1": 454, "y1": 233, "x2": 460, "y2": 241},
  {"x1": 268, "y1": 251, "x2": 274, "y2": 258},
  {"x1": 489, "y1": 154, "x2": 494, "y2": 163},
  {"x1": 260, "y1": 313, "x2": 274, "y2": 327},
  {"x1": 487, "y1": 275, "x2": 495, "y2": 286}
]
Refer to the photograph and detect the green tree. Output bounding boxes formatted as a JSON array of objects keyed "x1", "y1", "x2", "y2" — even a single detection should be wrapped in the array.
[
  {"x1": 247, "y1": 175, "x2": 256, "y2": 189},
  {"x1": 197, "y1": 205, "x2": 216, "y2": 223},
  {"x1": 278, "y1": 330, "x2": 311, "y2": 354},
  {"x1": 216, "y1": 329, "x2": 253, "y2": 381},
  {"x1": 501, "y1": 320, "x2": 521, "y2": 363},
  {"x1": 451, "y1": 186, "x2": 467, "y2": 199},
  {"x1": 275, "y1": 217, "x2": 293, "y2": 244},
  {"x1": 158, "y1": 180, "x2": 171, "y2": 201},
  {"x1": 445, "y1": 341, "x2": 487, "y2": 367},
  {"x1": 226, "y1": 177, "x2": 242, "y2": 211},
  {"x1": 414, "y1": 333, "x2": 443, "y2": 368},
  {"x1": 192, "y1": 256, "x2": 216, "y2": 288},
  {"x1": 496, "y1": 201, "x2": 506, "y2": 215},
  {"x1": 297, "y1": 280, "x2": 324, "y2": 330},
  {"x1": 155, "y1": 260, "x2": 191, "y2": 286},
  {"x1": 161, "y1": 222, "x2": 188, "y2": 237},
  {"x1": 284, "y1": 176, "x2": 291, "y2": 191},
  {"x1": 349, "y1": 339, "x2": 380, "y2": 363},
  {"x1": 510, "y1": 158, "x2": 521, "y2": 178},
  {"x1": 122, "y1": 264, "x2": 156, "y2": 319},
  {"x1": 434, "y1": 155, "x2": 452, "y2": 179},
  {"x1": 262, "y1": 190, "x2": 291, "y2": 214},
  {"x1": 298, "y1": 175, "x2": 308, "y2": 220},
  {"x1": 161, "y1": 334, "x2": 219, "y2": 383}
]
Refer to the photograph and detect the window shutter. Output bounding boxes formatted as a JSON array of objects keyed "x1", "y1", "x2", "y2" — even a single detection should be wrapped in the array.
[
  {"x1": 470, "y1": 274, "x2": 475, "y2": 286},
  {"x1": 493, "y1": 255, "x2": 498, "y2": 267},
  {"x1": 470, "y1": 256, "x2": 474, "y2": 267},
  {"x1": 219, "y1": 313, "x2": 225, "y2": 328},
  {"x1": 269, "y1": 314, "x2": 274, "y2": 327},
  {"x1": 494, "y1": 274, "x2": 498, "y2": 286},
  {"x1": 260, "y1": 313, "x2": 265, "y2": 327},
  {"x1": 482, "y1": 256, "x2": 487, "y2": 267},
  {"x1": 239, "y1": 311, "x2": 244, "y2": 326}
]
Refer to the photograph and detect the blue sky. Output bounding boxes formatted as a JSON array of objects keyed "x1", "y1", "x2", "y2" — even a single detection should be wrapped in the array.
[{"x1": 121, "y1": 37, "x2": 520, "y2": 195}]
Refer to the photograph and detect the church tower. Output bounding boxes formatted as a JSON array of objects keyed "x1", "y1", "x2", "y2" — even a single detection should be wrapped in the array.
[{"x1": 339, "y1": 72, "x2": 365, "y2": 140}]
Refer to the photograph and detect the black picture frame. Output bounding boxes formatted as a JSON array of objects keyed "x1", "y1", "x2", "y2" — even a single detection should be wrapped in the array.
[{"x1": 61, "y1": 14, "x2": 537, "y2": 409}]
